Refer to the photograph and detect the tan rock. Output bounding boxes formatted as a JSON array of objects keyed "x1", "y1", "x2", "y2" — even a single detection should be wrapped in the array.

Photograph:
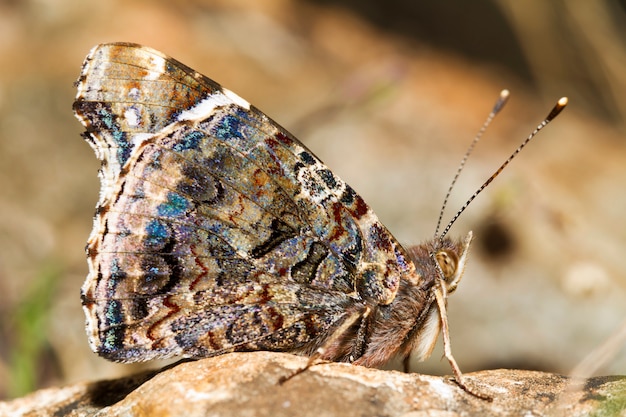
[{"x1": 2, "y1": 352, "x2": 624, "y2": 417}]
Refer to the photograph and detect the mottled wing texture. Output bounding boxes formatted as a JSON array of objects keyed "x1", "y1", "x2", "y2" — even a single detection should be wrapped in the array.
[{"x1": 74, "y1": 43, "x2": 416, "y2": 362}]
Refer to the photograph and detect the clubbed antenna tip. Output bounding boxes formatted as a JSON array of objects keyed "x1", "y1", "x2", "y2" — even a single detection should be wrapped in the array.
[{"x1": 438, "y1": 94, "x2": 568, "y2": 239}]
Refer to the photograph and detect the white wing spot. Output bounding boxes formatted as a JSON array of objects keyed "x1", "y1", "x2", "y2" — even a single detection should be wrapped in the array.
[
  {"x1": 223, "y1": 88, "x2": 251, "y2": 109},
  {"x1": 128, "y1": 87, "x2": 140, "y2": 99},
  {"x1": 143, "y1": 55, "x2": 166, "y2": 81},
  {"x1": 177, "y1": 89, "x2": 249, "y2": 121},
  {"x1": 124, "y1": 106, "x2": 141, "y2": 127}
]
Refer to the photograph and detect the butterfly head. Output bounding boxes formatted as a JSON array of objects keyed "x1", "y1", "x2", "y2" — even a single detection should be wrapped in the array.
[
  {"x1": 433, "y1": 230, "x2": 473, "y2": 295},
  {"x1": 390, "y1": 231, "x2": 472, "y2": 364}
]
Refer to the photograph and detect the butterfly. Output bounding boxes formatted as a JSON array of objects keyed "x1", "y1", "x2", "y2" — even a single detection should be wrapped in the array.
[{"x1": 74, "y1": 42, "x2": 566, "y2": 396}]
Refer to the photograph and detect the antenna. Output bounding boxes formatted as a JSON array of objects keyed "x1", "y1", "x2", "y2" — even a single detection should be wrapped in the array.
[
  {"x1": 438, "y1": 96, "x2": 568, "y2": 239},
  {"x1": 434, "y1": 89, "x2": 510, "y2": 237}
]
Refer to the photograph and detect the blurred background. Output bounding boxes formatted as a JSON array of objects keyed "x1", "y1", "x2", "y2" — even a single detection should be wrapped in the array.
[{"x1": 1, "y1": 0, "x2": 625, "y2": 400}]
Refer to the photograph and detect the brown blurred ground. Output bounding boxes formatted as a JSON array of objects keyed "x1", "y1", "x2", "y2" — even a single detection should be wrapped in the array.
[{"x1": 0, "y1": 0, "x2": 625, "y2": 400}]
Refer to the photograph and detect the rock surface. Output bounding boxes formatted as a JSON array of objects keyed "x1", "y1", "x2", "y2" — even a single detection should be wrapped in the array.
[
  {"x1": 2, "y1": 352, "x2": 625, "y2": 417},
  {"x1": 1, "y1": 0, "x2": 626, "y2": 400}
]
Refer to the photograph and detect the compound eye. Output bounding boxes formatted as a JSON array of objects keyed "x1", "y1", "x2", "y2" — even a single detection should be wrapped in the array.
[{"x1": 436, "y1": 249, "x2": 459, "y2": 281}]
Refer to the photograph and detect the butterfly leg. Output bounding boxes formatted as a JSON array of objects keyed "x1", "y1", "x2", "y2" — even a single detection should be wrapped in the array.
[
  {"x1": 434, "y1": 286, "x2": 492, "y2": 401},
  {"x1": 279, "y1": 305, "x2": 371, "y2": 384},
  {"x1": 402, "y1": 353, "x2": 412, "y2": 373}
]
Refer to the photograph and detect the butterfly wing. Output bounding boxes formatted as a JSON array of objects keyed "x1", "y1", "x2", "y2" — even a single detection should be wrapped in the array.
[{"x1": 74, "y1": 43, "x2": 416, "y2": 362}]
